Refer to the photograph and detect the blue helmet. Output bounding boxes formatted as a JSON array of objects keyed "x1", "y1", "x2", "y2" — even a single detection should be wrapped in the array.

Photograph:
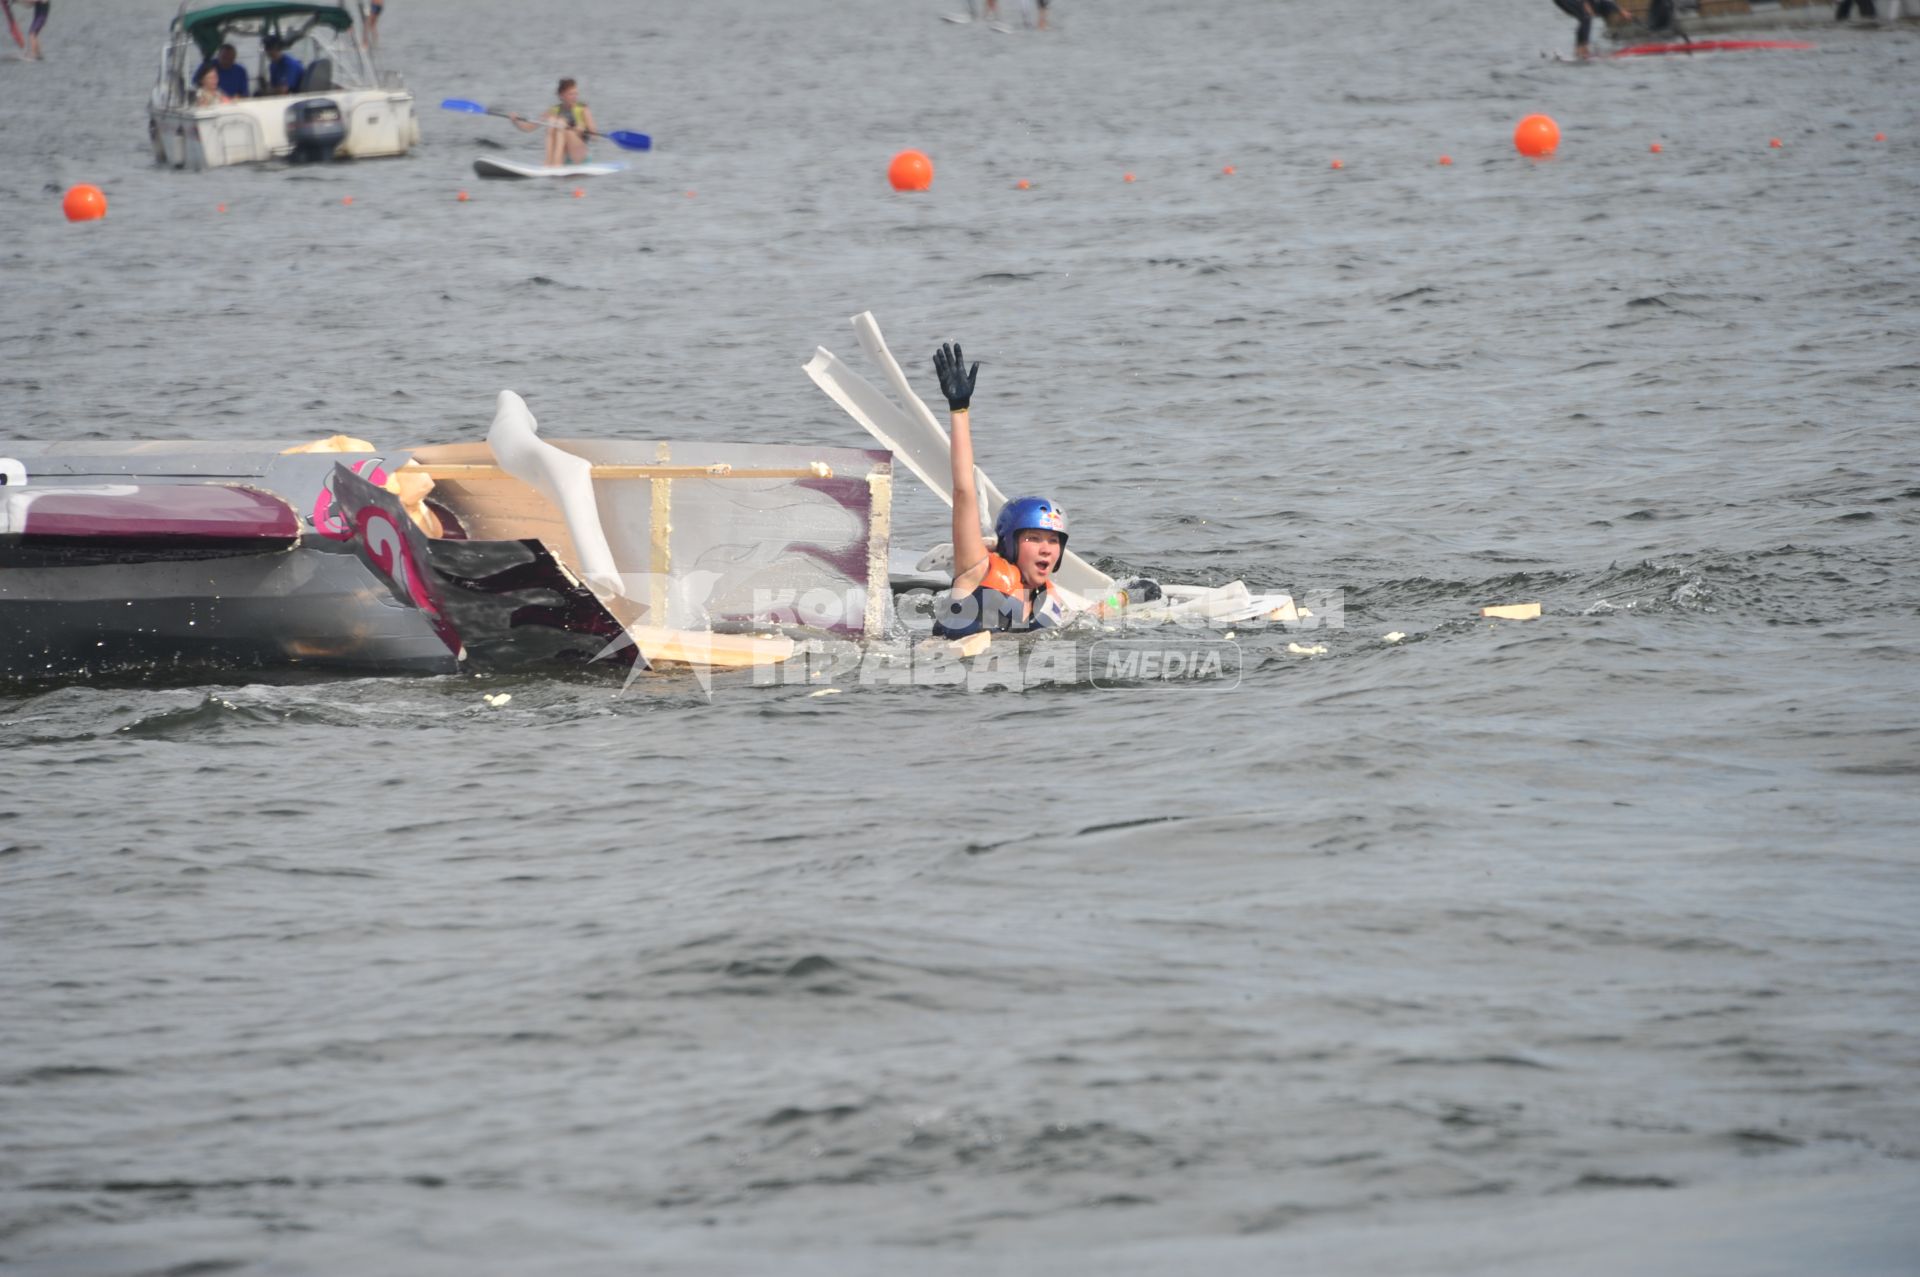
[{"x1": 994, "y1": 496, "x2": 1068, "y2": 555}]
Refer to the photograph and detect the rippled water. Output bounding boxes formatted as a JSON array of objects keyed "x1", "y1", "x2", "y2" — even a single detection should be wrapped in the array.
[{"x1": 4, "y1": 0, "x2": 1920, "y2": 1271}]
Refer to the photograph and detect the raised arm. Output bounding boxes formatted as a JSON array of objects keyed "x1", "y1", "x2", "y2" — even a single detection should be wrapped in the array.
[{"x1": 934, "y1": 342, "x2": 991, "y2": 595}]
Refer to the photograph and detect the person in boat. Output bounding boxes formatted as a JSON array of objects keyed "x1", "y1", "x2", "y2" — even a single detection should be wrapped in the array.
[
  {"x1": 928, "y1": 342, "x2": 1073, "y2": 640},
  {"x1": 1552, "y1": 0, "x2": 1625, "y2": 58},
  {"x1": 194, "y1": 43, "x2": 250, "y2": 98},
  {"x1": 260, "y1": 35, "x2": 305, "y2": 95},
  {"x1": 192, "y1": 66, "x2": 230, "y2": 106},
  {"x1": 508, "y1": 79, "x2": 597, "y2": 167},
  {"x1": 366, "y1": 0, "x2": 384, "y2": 49}
]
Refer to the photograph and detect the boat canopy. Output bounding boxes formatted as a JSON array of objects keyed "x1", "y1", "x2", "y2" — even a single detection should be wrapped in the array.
[{"x1": 174, "y1": 2, "x2": 354, "y2": 57}]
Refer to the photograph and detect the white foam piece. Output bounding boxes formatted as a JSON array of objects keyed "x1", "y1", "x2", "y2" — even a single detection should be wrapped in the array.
[{"x1": 485, "y1": 390, "x2": 625, "y2": 600}]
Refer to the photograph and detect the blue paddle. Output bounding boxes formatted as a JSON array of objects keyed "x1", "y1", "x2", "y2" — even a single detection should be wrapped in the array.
[{"x1": 441, "y1": 99, "x2": 652, "y2": 152}]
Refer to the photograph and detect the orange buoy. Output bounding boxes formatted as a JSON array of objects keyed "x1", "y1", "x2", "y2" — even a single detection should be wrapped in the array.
[
  {"x1": 1123, "y1": 172, "x2": 1136, "y2": 183},
  {"x1": 888, "y1": 149, "x2": 933, "y2": 192},
  {"x1": 457, "y1": 190, "x2": 469, "y2": 202},
  {"x1": 62, "y1": 185, "x2": 107, "y2": 222},
  {"x1": 572, "y1": 187, "x2": 585, "y2": 198},
  {"x1": 1330, "y1": 158, "x2": 1343, "y2": 169},
  {"x1": 341, "y1": 195, "x2": 353, "y2": 205},
  {"x1": 1513, "y1": 114, "x2": 1559, "y2": 158},
  {"x1": 685, "y1": 190, "x2": 696, "y2": 198},
  {"x1": 1438, "y1": 155, "x2": 1452, "y2": 166},
  {"x1": 1649, "y1": 142, "x2": 1663, "y2": 153},
  {"x1": 1221, "y1": 164, "x2": 1236, "y2": 175},
  {"x1": 1769, "y1": 137, "x2": 1783, "y2": 148},
  {"x1": 216, "y1": 203, "x2": 227, "y2": 214},
  {"x1": 1873, "y1": 132, "x2": 1886, "y2": 142},
  {"x1": 1016, "y1": 179, "x2": 1030, "y2": 189}
]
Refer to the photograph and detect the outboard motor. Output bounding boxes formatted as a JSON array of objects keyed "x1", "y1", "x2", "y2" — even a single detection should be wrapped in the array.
[{"x1": 286, "y1": 99, "x2": 347, "y2": 163}]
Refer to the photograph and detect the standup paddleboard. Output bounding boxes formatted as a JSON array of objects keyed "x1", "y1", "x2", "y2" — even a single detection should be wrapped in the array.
[
  {"x1": 472, "y1": 156, "x2": 628, "y2": 181},
  {"x1": 1612, "y1": 39, "x2": 1814, "y2": 55}
]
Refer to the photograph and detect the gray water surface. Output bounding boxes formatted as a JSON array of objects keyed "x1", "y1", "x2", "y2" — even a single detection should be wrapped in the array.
[{"x1": 4, "y1": 0, "x2": 1919, "y2": 1272}]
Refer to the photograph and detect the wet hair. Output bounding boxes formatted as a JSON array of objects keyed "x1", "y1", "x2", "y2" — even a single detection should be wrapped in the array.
[{"x1": 556, "y1": 78, "x2": 577, "y2": 97}]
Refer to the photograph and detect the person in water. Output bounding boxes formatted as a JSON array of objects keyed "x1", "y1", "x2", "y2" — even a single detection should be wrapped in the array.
[
  {"x1": 508, "y1": 78, "x2": 596, "y2": 167},
  {"x1": 260, "y1": 35, "x2": 305, "y2": 95},
  {"x1": 1552, "y1": 0, "x2": 1625, "y2": 58},
  {"x1": 928, "y1": 341, "x2": 1072, "y2": 640}
]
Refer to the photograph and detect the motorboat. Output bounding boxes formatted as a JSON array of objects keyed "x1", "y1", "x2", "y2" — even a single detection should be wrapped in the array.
[
  {"x1": 1, "y1": 394, "x2": 892, "y2": 683},
  {"x1": 148, "y1": 0, "x2": 419, "y2": 171}
]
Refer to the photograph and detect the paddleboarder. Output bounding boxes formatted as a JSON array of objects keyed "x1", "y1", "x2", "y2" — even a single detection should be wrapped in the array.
[
  {"x1": 508, "y1": 78, "x2": 596, "y2": 167},
  {"x1": 1553, "y1": 0, "x2": 1626, "y2": 58},
  {"x1": 927, "y1": 342, "x2": 1072, "y2": 639}
]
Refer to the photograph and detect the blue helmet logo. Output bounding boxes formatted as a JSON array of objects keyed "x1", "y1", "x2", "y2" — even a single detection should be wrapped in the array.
[{"x1": 995, "y1": 496, "x2": 1068, "y2": 551}]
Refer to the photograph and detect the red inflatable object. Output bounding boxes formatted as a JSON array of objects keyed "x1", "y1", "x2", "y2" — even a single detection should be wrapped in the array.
[{"x1": 1612, "y1": 40, "x2": 1814, "y2": 56}]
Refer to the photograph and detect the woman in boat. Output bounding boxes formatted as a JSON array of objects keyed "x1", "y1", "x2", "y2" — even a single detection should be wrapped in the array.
[
  {"x1": 928, "y1": 341, "x2": 1072, "y2": 639},
  {"x1": 508, "y1": 78, "x2": 597, "y2": 167},
  {"x1": 193, "y1": 66, "x2": 229, "y2": 107}
]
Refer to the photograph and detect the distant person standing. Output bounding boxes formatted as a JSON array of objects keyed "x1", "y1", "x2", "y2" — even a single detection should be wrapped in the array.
[
  {"x1": 1553, "y1": 0, "x2": 1625, "y2": 58},
  {"x1": 366, "y1": 0, "x2": 385, "y2": 49},
  {"x1": 25, "y1": 0, "x2": 47, "y2": 60}
]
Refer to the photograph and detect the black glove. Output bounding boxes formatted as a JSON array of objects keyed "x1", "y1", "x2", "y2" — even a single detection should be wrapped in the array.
[{"x1": 932, "y1": 341, "x2": 979, "y2": 413}]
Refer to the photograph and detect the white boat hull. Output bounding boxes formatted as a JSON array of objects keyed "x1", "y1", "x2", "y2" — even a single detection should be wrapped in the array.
[{"x1": 149, "y1": 89, "x2": 418, "y2": 171}]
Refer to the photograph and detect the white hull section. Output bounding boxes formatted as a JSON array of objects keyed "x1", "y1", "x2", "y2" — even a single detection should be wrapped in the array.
[
  {"x1": 472, "y1": 156, "x2": 628, "y2": 181},
  {"x1": 150, "y1": 89, "x2": 418, "y2": 171}
]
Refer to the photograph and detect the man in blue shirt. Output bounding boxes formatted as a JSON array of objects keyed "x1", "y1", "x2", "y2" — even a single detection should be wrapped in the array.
[
  {"x1": 262, "y1": 35, "x2": 304, "y2": 94},
  {"x1": 195, "y1": 43, "x2": 250, "y2": 98}
]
